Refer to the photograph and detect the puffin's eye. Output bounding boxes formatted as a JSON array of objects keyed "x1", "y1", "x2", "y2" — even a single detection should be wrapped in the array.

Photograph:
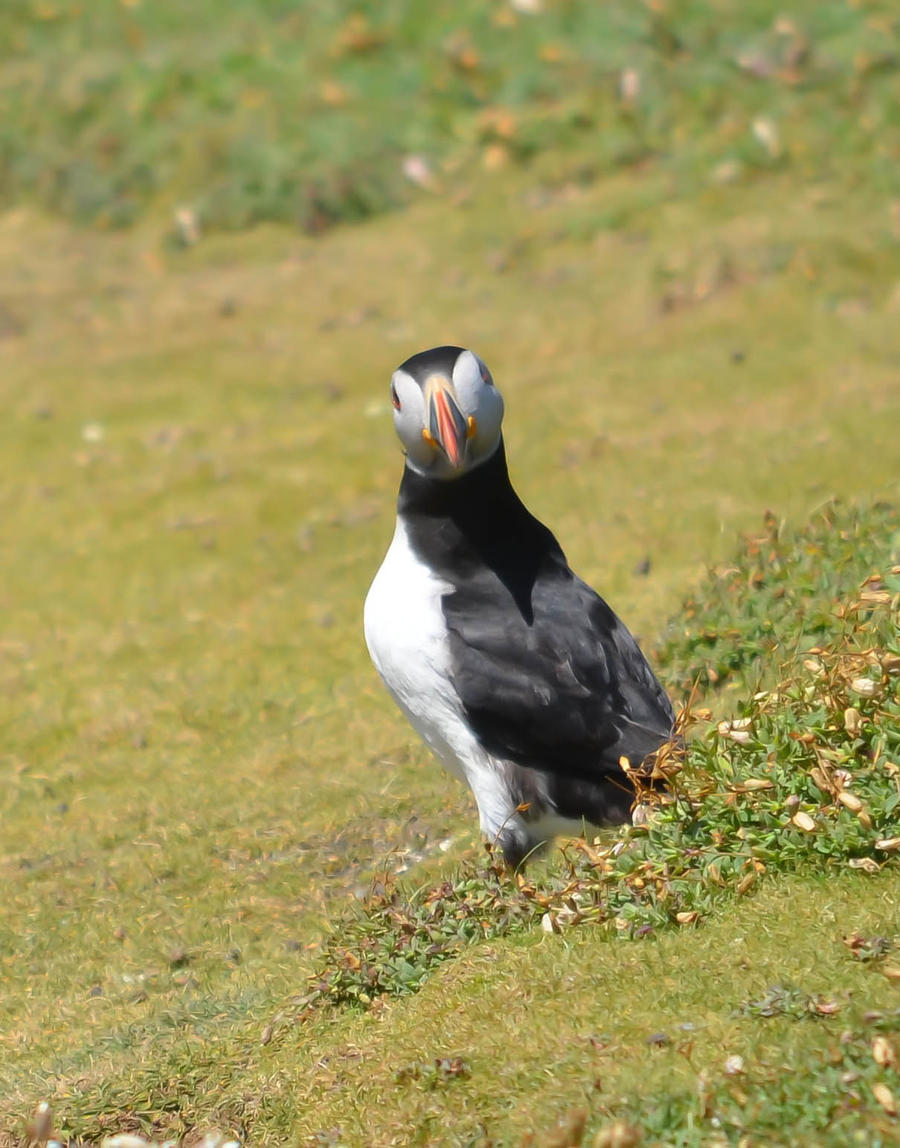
[
  {"x1": 479, "y1": 364, "x2": 494, "y2": 386},
  {"x1": 391, "y1": 384, "x2": 401, "y2": 410}
]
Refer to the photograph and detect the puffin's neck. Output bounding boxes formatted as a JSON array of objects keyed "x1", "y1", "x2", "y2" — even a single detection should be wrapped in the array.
[
  {"x1": 397, "y1": 438, "x2": 521, "y2": 525},
  {"x1": 397, "y1": 438, "x2": 563, "y2": 618}
]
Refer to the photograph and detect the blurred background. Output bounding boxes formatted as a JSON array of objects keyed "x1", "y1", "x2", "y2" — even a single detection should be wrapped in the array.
[
  {"x1": 1, "y1": 0, "x2": 899, "y2": 1143},
  {"x1": 2, "y1": 0, "x2": 898, "y2": 234}
]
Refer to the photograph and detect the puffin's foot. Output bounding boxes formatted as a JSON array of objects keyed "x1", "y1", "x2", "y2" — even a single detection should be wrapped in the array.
[{"x1": 493, "y1": 823, "x2": 551, "y2": 871}]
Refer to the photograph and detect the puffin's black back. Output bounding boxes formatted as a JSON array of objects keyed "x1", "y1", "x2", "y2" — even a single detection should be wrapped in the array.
[{"x1": 399, "y1": 442, "x2": 675, "y2": 805}]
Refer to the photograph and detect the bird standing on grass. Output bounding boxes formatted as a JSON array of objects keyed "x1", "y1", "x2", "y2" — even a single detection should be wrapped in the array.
[{"x1": 364, "y1": 346, "x2": 675, "y2": 867}]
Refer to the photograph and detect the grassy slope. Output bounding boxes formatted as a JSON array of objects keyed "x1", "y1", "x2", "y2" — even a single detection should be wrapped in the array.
[
  {"x1": 252, "y1": 874, "x2": 900, "y2": 1146},
  {"x1": 2, "y1": 163, "x2": 898, "y2": 1144},
  {"x1": 287, "y1": 530, "x2": 900, "y2": 1146},
  {"x1": 1, "y1": 2, "x2": 900, "y2": 1143}
]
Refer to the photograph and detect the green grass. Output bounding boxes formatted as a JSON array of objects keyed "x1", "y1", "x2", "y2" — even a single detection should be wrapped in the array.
[
  {"x1": 308, "y1": 563, "x2": 900, "y2": 975},
  {"x1": 654, "y1": 501, "x2": 900, "y2": 696},
  {"x1": 293, "y1": 539, "x2": 899, "y2": 1037},
  {"x1": 2, "y1": 1, "x2": 900, "y2": 1142},
  {"x1": 22, "y1": 875, "x2": 900, "y2": 1146},
  {"x1": 1, "y1": 0, "x2": 898, "y2": 231}
]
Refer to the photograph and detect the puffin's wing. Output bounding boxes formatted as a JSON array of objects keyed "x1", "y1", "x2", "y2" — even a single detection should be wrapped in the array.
[{"x1": 444, "y1": 559, "x2": 674, "y2": 779}]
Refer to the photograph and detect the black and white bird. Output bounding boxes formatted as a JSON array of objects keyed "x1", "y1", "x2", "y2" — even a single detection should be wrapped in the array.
[{"x1": 364, "y1": 346, "x2": 675, "y2": 867}]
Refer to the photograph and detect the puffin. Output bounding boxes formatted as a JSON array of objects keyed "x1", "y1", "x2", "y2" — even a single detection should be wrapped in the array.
[{"x1": 364, "y1": 346, "x2": 675, "y2": 867}]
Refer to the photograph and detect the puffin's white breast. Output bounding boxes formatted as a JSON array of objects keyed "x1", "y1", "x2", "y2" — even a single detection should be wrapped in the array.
[
  {"x1": 364, "y1": 518, "x2": 469, "y2": 779},
  {"x1": 364, "y1": 518, "x2": 533, "y2": 841}
]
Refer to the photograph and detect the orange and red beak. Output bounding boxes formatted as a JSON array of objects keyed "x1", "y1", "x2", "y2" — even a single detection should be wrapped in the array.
[{"x1": 423, "y1": 376, "x2": 470, "y2": 469}]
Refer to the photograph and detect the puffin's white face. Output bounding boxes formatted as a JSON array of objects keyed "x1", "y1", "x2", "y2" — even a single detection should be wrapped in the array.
[{"x1": 389, "y1": 347, "x2": 505, "y2": 479}]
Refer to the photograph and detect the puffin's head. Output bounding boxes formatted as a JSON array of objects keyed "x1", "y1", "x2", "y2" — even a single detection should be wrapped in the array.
[{"x1": 389, "y1": 346, "x2": 504, "y2": 479}]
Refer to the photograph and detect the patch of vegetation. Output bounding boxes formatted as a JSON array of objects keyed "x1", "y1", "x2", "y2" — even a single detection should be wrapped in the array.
[
  {"x1": 842, "y1": 930, "x2": 896, "y2": 964},
  {"x1": 393, "y1": 1056, "x2": 471, "y2": 1091},
  {"x1": 553, "y1": 1012, "x2": 900, "y2": 1148},
  {"x1": 304, "y1": 520, "x2": 899, "y2": 1011},
  {"x1": 305, "y1": 870, "x2": 534, "y2": 1007},
  {"x1": 655, "y1": 501, "x2": 900, "y2": 695},
  {"x1": 2, "y1": 1, "x2": 898, "y2": 232},
  {"x1": 737, "y1": 982, "x2": 841, "y2": 1020}
]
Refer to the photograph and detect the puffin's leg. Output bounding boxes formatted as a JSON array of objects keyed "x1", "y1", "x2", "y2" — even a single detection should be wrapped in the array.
[{"x1": 462, "y1": 757, "x2": 534, "y2": 868}]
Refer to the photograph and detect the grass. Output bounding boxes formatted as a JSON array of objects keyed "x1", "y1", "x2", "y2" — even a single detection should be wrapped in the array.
[
  {"x1": 1, "y1": 1, "x2": 898, "y2": 232},
  {"x1": 2, "y1": 1, "x2": 900, "y2": 1142},
  {"x1": 291, "y1": 530, "x2": 900, "y2": 1026},
  {"x1": 22, "y1": 875, "x2": 900, "y2": 1146},
  {"x1": 654, "y1": 502, "x2": 900, "y2": 697},
  {"x1": 278, "y1": 885, "x2": 900, "y2": 1148}
]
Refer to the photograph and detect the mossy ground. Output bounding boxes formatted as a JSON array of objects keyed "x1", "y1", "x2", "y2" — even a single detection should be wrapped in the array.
[{"x1": 2, "y1": 2, "x2": 900, "y2": 1144}]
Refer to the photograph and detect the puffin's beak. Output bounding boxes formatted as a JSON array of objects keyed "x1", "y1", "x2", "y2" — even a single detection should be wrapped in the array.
[{"x1": 424, "y1": 376, "x2": 469, "y2": 469}]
